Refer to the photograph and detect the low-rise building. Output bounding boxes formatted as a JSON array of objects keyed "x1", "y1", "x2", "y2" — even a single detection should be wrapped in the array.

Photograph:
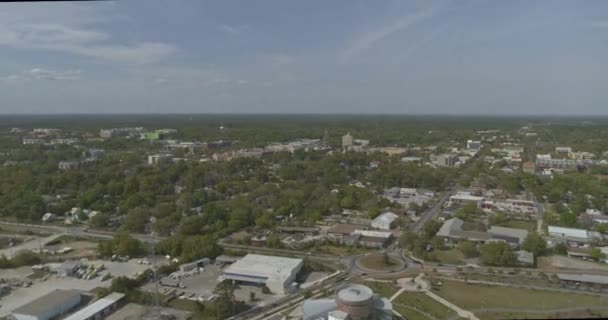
[
  {"x1": 516, "y1": 250, "x2": 534, "y2": 266},
  {"x1": 370, "y1": 212, "x2": 399, "y2": 230},
  {"x1": 449, "y1": 195, "x2": 484, "y2": 207},
  {"x1": 11, "y1": 289, "x2": 81, "y2": 320},
  {"x1": 63, "y1": 292, "x2": 125, "y2": 320},
  {"x1": 489, "y1": 226, "x2": 528, "y2": 247},
  {"x1": 221, "y1": 254, "x2": 303, "y2": 294},
  {"x1": 548, "y1": 226, "x2": 598, "y2": 244},
  {"x1": 22, "y1": 138, "x2": 46, "y2": 145},
  {"x1": 431, "y1": 154, "x2": 458, "y2": 167},
  {"x1": 522, "y1": 161, "x2": 536, "y2": 174},
  {"x1": 53, "y1": 260, "x2": 82, "y2": 278},
  {"x1": 179, "y1": 258, "x2": 211, "y2": 273},
  {"x1": 467, "y1": 140, "x2": 482, "y2": 150},
  {"x1": 58, "y1": 161, "x2": 81, "y2": 171},
  {"x1": 148, "y1": 154, "x2": 173, "y2": 165},
  {"x1": 352, "y1": 230, "x2": 393, "y2": 248}
]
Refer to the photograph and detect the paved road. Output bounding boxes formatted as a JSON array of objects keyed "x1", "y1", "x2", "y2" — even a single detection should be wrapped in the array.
[
  {"x1": 0, "y1": 233, "x2": 64, "y2": 259},
  {"x1": 0, "y1": 221, "x2": 157, "y2": 243},
  {"x1": 412, "y1": 188, "x2": 455, "y2": 233}
]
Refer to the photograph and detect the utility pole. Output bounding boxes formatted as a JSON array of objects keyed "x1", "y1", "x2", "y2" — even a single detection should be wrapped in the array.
[{"x1": 149, "y1": 216, "x2": 160, "y2": 315}]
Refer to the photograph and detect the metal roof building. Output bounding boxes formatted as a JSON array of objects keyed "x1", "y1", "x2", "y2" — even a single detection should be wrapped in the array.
[
  {"x1": 556, "y1": 274, "x2": 608, "y2": 285},
  {"x1": 64, "y1": 292, "x2": 125, "y2": 320},
  {"x1": 489, "y1": 226, "x2": 529, "y2": 245},
  {"x1": 371, "y1": 212, "x2": 399, "y2": 230},
  {"x1": 221, "y1": 254, "x2": 303, "y2": 294},
  {"x1": 436, "y1": 218, "x2": 464, "y2": 238},
  {"x1": 548, "y1": 226, "x2": 589, "y2": 243},
  {"x1": 11, "y1": 289, "x2": 81, "y2": 320}
]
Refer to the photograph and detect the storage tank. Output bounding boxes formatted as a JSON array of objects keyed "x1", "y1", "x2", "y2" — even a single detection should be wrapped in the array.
[{"x1": 335, "y1": 284, "x2": 374, "y2": 319}]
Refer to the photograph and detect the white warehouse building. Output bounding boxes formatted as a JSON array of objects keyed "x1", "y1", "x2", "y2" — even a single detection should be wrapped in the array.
[
  {"x1": 10, "y1": 289, "x2": 81, "y2": 320},
  {"x1": 371, "y1": 212, "x2": 399, "y2": 230},
  {"x1": 221, "y1": 254, "x2": 303, "y2": 294}
]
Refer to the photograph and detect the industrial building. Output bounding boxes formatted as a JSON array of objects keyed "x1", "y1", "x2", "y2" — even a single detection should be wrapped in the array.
[
  {"x1": 548, "y1": 226, "x2": 594, "y2": 244},
  {"x1": 63, "y1": 292, "x2": 125, "y2": 320},
  {"x1": 370, "y1": 212, "x2": 399, "y2": 230},
  {"x1": 11, "y1": 289, "x2": 81, "y2": 320},
  {"x1": 221, "y1": 254, "x2": 303, "y2": 294},
  {"x1": 179, "y1": 257, "x2": 211, "y2": 273},
  {"x1": 431, "y1": 154, "x2": 458, "y2": 167},
  {"x1": 300, "y1": 284, "x2": 393, "y2": 320},
  {"x1": 488, "y1": 226, "x2": 528, "y2": 247},
  {"x1": 466, "y1": 140, "x2": 481, "y2": 150},
  {"x1": 436, "y1": 218, "x2": 490, "y2": 243}
]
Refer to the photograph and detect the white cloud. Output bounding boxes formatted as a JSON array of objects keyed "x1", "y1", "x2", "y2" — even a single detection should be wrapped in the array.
[
  {"x1": 0, "y1": 23, "x2": 177, "y2": 65},
  {"x1": 2, "y1": 67, "x2": 81, "y2": 83},
  {"x1": 340, "y1": 4, "x2": 444, "y2": 63},
  {"x1": 220, "y1": 24, "x2": 250, "y2": 35},
  {"x1": 27, "y1": 68, "x2": 81, "y2": 80},
  {"x1": 0, "y1": 4, "x2": 176, "y2": 65}
]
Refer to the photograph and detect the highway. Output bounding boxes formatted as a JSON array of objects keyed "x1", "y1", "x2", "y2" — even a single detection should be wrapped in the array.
[{"x1": 0, "y1": 221, "x2": 157, "y2": 243}]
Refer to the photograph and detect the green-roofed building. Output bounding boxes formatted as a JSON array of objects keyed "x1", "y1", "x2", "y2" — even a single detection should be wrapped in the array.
[{"x1": 140, "y1": 132, "x2": 160, "y2": 141}]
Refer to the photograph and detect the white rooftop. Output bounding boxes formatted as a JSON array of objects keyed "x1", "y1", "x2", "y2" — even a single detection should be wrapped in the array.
[
  {"x1": 450, "y1": 195, "x2": 484, "y2": 201},
  {"x1": 548, "y1": 226, "x2": 588, "y2": 239},
  {"x1": 436, "y1": 218, "x2": 463, "y2": 238},
  {"x1": 353, "y1": 230, "x2": 393, "y2": 238},
  {"x1": 223, "y1": 254, "x2": 302, "y2": 280},
  {"x1": 336, "y1": 284, "x2": 373, "y2": 303},
  {"x1": 64, "y1": 293, "x2": 125, "y2": 320},
  {"x1": 372, "y1": 212, "x2": 399, "y2": 224}
]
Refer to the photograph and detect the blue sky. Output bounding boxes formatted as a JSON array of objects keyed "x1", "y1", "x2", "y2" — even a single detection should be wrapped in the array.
[{"x1": 0, "y1": 0, "x2": 607, "y2": 114}]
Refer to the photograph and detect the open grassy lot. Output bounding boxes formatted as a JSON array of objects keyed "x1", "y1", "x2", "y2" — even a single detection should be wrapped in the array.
[
  {"x1": 494, "y1": 220, "x2": 536, "y2": 232},
  {"x1": 362, "y1": 281, "x2": 399, "y2": 298},
  {"x1": 358, "y1": 254, "x2": 401, "y2": 271},
  {"x1": 478, "y1": 309, "x2": 608, "y2": 320},
  {"x1": 395, "y1": 307, "x2": 434, "y2": 320},
  {"x1": 428, "y1": 249, "x2": 466, "y2": 265},
  {"x1": 434, "y1": 280, "x2": 608, "y2": 311},
  {"x1": 315, "y1": 244, "x2": 373, "y2": 257},
  {"x1": 394, "y1": 292, "x2": 455, "y2": 320}
]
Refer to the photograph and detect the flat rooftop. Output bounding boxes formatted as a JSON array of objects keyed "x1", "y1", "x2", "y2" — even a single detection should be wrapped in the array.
[
  {"x1": 223, "y1": 254, "x2": 303, "y2": 280},
  {"x1": 64, "y1": 293, "x2": 125, "y2": 320},
  {"x1": 12, "y1": 289, "x2": 80, "y2": 317}
]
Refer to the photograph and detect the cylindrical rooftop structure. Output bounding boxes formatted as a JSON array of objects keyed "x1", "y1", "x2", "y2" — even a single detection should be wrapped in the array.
[{"x1": 335, "y1": 284, "x2": 374, "y2": 319}]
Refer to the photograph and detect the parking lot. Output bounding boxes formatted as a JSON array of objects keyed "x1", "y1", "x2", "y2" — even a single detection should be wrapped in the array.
[
  {"x1": 142, "y1": 264, "x2": 284, "y2": 307},
  {"x1": 0, "y1": 258, "x2": 151, "y2": 317}
]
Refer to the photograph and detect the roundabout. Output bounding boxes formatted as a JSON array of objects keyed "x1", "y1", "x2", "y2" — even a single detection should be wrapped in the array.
[{"x1": 355, "y1": 253, "x2": 407, "y2": 273}]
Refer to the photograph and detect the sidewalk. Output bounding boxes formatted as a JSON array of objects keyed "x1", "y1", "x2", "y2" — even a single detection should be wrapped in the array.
[{"x1": 414, "y1": 273, "x2": 480, "y2": 320}]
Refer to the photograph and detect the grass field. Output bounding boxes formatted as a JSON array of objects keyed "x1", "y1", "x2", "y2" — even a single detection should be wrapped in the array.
[
  {"x1": 315, "y1": 244, "x2": 373, "y2": 257},
  {"x1": 394, "y1": 305, "x2": 435, "y2": 320},
  {"x1": 358, "y1": 254, "x2": 401, "y2": 271},
  {"x1": 363, "y1": 281, "x2": 399, "y2": 298},
  {"x1": 429, "y1": 249, "x2": 466, "y2": 265},
  {"x1": 394, "y1": 292, "x2": 455, "y2": 319},
  {"x1": 434, "y1": 280, "x2": 608, "y2": 311},
  {"x1": 495, "y1": 220, "x2": 536, "y2": 232}
]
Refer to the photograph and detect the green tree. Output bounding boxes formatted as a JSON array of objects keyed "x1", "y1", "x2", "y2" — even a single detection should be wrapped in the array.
[
  {"x1": 479, "y1": 242, "x2": 517, "y2": 266},
  {"x1": 522, "y1": 232, "x2": 547, "y2": 256},
  {"x1": 459, "y1": 241, "x2": 479, "y2": 258},
  {"x1": 590, "y1": 248, "x2": 606, "y2": 261},
  {"x1": 552, "y1": 242, "x2": 568, "y2": 255}
]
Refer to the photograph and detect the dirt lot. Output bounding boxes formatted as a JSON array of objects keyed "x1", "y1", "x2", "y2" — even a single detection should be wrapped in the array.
[{"x1": 538, "y1": 256, "x2": 608, "y2": 272}]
